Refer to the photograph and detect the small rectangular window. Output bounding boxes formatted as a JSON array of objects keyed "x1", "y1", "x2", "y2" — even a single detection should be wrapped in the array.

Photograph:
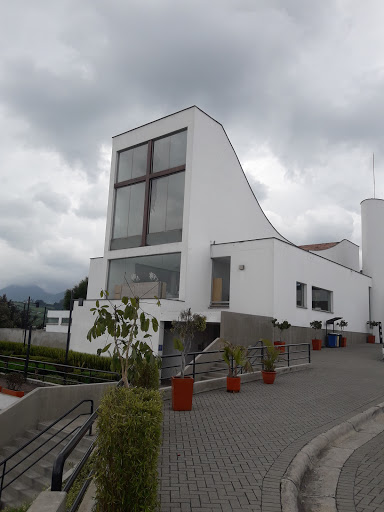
[
  {"x1": 312, "y1": 286, "x2": 333, "y2": 312},
  {"x1": 296, "y1": 282, "x2": 306, "y2": 308},
  {"x1": 46, "y1": 318, "x2": 59, "y2": 325},
  {"x1": 61, "y1": 318, "x2": 71, "y2": 325}
]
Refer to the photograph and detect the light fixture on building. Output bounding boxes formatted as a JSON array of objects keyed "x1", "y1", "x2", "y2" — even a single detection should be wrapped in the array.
[{"x1": 239, "y1": 265, "x2": 245, "y2": 270}]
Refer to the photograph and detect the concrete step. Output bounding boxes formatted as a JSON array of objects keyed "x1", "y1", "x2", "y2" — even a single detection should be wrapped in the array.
[{"x1": 0, "y1": 415, "x2": 94, "y2": 510}]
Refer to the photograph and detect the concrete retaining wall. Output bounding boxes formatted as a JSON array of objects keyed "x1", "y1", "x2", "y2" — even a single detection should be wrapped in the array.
[
  {"x1": 221, "y1": 311, "x2": 368, "y2": 347},
  {"x1": 0, "y1": 382, "x2": 115, "y2": 450},
  {"x1": 0, "y1": 328, "x2": 67, "y2": 350}
]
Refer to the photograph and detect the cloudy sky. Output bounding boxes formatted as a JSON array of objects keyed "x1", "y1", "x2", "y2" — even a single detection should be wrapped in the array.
[{"x1": 1, "y1": 0, "x2": 383, "y2": 293}]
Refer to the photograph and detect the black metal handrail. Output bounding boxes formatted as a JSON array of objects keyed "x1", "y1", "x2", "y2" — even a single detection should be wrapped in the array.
[
  {"x1": 0, "y1": 354, "x2": 120, "y2": 385},
  {"x1": 50, "y1": 380, "x2": 123, "y2": 511},
  {"x1": 161, "y1": 343, "x2": 311, "y2": 380},
  {"x1": 0, "y1": 399, "x2": 94, "y2": 504}
]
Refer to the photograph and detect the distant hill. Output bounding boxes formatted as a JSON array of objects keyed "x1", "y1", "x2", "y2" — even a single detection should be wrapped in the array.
[{"x1": 0, "y1": 285, "x2": 65, "y2": 304}]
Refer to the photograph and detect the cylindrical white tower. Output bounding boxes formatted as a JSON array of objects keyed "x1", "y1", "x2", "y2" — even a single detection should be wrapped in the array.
[{"x1": 361, "y1": 198, "x2": 384, "y2": 332}]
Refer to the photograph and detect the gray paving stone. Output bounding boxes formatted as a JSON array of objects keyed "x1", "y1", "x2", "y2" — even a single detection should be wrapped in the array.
[{"x1": 160, "y1": 344, "x2": 384, "y2": 511}]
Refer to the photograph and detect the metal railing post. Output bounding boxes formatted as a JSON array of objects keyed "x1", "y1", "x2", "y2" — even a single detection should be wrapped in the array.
[
  {"x1": 24, "y1": 326, "x2": 32, "y2": 378},
  {"x1": 192, "y1": 354, "x2": 196, "y2": 380},
  {"x1": 308, "y1": 343, "x2": 311, "y2": 364},
  {"x1": 261, "y1": 346, "x2": 264, "y2": 370},
  {"x1": 287, "y1": 344, "x2": 290, "y2": 367},
  {"x1": 88, "y1": 401, "x2": 94, "y2": 436},
  {"x1": 0, "y1": 461, "x2": 6, "y2": 503}
]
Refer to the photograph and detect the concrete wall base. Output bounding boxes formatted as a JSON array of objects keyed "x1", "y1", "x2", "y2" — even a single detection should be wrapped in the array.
[
  {"x1": 28, "y1": 490, "x2": 66, "y2": 512},
  {"x1": 0, "y1": 328, "x2": 67, "y2": 350}
]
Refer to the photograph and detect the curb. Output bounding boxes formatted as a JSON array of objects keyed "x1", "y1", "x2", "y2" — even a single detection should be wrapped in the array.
[{"x1": 281, "y1": 401, "x2": 384, "y2": 512}]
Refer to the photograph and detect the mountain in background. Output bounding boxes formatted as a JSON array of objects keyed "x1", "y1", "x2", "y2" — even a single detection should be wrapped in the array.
[{"x1": 0, "y1": 285, "x2": 65, "y2": 304}]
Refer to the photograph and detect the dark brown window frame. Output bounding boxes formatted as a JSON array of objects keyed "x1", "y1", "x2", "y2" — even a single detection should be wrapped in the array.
[{"x1": 112, "y1": 129, "x2": 187, "y2": 248}]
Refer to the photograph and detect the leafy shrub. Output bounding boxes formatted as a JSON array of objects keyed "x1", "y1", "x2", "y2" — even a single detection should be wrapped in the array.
[
  {"x1": 94, "y1": 387, "x2": 163, "y2": 512},
  {"x1": 6, "y1": 373, "x2": 25, "y2": 390},
  {"x1": 131, "y1": 357, "x2": 160, "y2": 390},
  {"x1": 0, "y1": 341, "x2": 115, "y2": 372}
]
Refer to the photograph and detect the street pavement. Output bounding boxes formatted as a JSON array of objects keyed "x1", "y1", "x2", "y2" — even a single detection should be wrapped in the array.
[{"x1": 160, "y1": 343, "x2": 384, "y2": 512}]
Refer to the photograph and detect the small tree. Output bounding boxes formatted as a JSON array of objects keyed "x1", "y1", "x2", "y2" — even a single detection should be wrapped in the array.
[
  {"x1": 310, "y1": 320, "x2": 322, "y2": 339},
  {"x1": 87, "y1": 290, "x2": 159, "y2": 388},
  {"x1": 262, "y1": 340, "x2": 280, "y2": 372},
  {"x1": 276, "y1": 320, "x2": 291, "y2": 342},
  {"x1": 64, "y1": 277, "x2": 88, "y2": 310},
  {"x1": 337, "y1": 320, "x2": 348, "y2": 332},
  {"x1": 367, "y1": 320, "x2": 380, "y2": 332},
  {"x1": 171, "y1": 308, "x2": 206, "y2": 378},
  {"x1": 222, "y1": 340, "x2": 252, "y2": 377}
]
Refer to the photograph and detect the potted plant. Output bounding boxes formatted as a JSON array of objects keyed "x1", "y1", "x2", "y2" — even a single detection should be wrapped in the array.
[
  {"x1": 222, "y1": 340, "x2": 253, "y2": 392},
  {"x1": 171, "y1": 308, "x2": 206, "y2": 411},
  {"x1": 273, "y1": 320, "x2": 291, "y2": 353},
  {"x1": 261, "y1": 340, "x2": 280, "y2": 384},
  {"x1": 310, "y1": 320, "x2": 322, "y2": 350},
  {"x1": 2, "y1": 373, "x2": 25, "y2": 398},
  {"x1": 367, "y1": 321, "x2": 379, "y2": 343},
  {"x1": 337, "y1": 320, "x2": 348, "y2": 347}
]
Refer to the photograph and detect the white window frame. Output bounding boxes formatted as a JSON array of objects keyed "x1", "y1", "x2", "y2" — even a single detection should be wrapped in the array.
[
  {"x1": 296, "y1": 282, "x2": 307, "y2": 308},
  {"x1": 312, "y1": 286, "x2": 333, "y2": 313}
]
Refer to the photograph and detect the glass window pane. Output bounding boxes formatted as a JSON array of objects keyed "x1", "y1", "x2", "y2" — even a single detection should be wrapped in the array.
[
  {"x1": 108, "y1": 253, "x2": 181, "y2": 299},
  {"x1": 312, "y1": 286, "x2": 332, "y2": 312},
  {"x1": 212, "y1": 257, "x2": 231, "y2": 302},
  {"x1": 152, "y1": 137, "x2": 170, "y2": 173},
  {"x1": 169, "y1": 131, "x2": 187, "y2": 168},
  {"x1": 132, "y1": 143, "x2": 148, "y2": 178},
  {"x1": 111, "y1": 183, "x2": 145, "y2": 249},
  {"x1": 117, "y1": 143, "x2": 147, "y2": 182},
  {"x1": 296, "y1": 282, "x2": 306, "y2": 307},
  {"x1": 117, "y1": 149, "x2": 133, "y2": 182},
  {"x1": 113, "y1": 187, "x2": 131, "y2": 239},
  {"x1": 147, "y1": 172, "x2": 184, "y2": 245}
]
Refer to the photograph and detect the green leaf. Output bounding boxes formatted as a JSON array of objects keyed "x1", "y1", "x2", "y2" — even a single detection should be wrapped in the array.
[
  {"x1": 173, "y1": 338, "x2": 184, "y2": 352},
  {"x1": 121, "y1": 296, "x2": 128, "y2": 305},
  {"x1": 152, "y1": 317, "x2": 159, "y2": 332}
]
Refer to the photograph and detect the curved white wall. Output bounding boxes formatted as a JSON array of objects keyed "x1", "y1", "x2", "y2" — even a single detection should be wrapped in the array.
[{"x1": 361, "y1": 198, "x2": 384, "y2": 325}]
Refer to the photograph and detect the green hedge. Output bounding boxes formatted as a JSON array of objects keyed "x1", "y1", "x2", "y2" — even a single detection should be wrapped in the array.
[
  {"x1": 0, "y1": 341, "x2": 114, "y2": 372},
  {"x1": 94, "y1": 387, "x2": 163, "y2": 512}
]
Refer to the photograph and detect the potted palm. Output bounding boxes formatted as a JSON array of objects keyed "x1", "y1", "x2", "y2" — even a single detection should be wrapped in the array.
[
  {"x1": 337, "y1": 320, "x2": 348, "y2": 347},
  {"x1": 367, "y1": 321, "x2": 379, "y2": 343},
  {"x1": 222, "y1": 340, "x2": 253, "y2": 392},
  {"x1": 261, "y1": 340, "x2": 280, "y2": 384},
  {"x1": 273, "y1": 320, "x2": 291, "y2": 353},
  {"x1": 310, "y1": 320, "x2": 322, "y2": 350},
  {"x1": 171, "y1": 308, "x2": 206, "y2": 411}
]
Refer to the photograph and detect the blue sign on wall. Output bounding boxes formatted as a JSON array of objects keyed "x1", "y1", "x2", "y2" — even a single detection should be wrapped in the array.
[{"x1": 158, "y1": 345, "x2": 163, "y2": 351}]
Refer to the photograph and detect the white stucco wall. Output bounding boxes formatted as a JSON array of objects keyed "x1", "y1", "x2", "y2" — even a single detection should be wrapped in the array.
[
  {"x1": 273, "y1": 240, "x2": 371, "y2": 333},
  {"x1": 309, "y1": 239, "x2": 360, "y2": 272},
  {"x1": 361, "y1": 198, "x2": 384, "y2": 326}
]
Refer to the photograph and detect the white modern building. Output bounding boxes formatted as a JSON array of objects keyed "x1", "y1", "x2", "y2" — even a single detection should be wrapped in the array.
[
  {"x1": 46, "y1": 310, "x2": 71, "y2": 333},
  {"x1": 69, "y1": 106, "x2": 383, "y2": 356}
]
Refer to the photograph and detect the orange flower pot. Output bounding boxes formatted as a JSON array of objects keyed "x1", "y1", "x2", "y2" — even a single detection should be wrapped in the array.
[
  {"x1": 312, "y1": 339, "x2": 322, "y2": 351},
  {"x1": 340, "y1": 337, "x2": 347, "y2": 347},
  {"x1": 274, "y1": 342, "x2": 285, "y2": 354},
  {"x1": 368, "y1": 335, "x2": 376, "y2": 344},
  {"x1": 226, "y1": 376, "x2": 241, "y2": 393},
  {"x1": 262, "y1": 371, "x2": 276, "y2": 384},
  {"x1": 171, "y1": 376, "x2": 194, "y2": 411},
  {"x1": 1, "y1": 388, "x2": 24, "y2": 398}
]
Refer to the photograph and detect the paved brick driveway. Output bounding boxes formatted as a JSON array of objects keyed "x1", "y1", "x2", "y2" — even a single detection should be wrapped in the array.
[{"x1": 160, "y1": 344, "x2": 384, "y2": 512}]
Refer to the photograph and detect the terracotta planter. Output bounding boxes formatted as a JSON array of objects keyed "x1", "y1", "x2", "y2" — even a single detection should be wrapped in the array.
[
  {"x1": 1, "y1": 388, "x2": 24, "y2": 398},
  {"x1": 340, "y1": 337, "x2": 347, "y2": 347},
  {"x1": 312, "y1": 339, "x2": 322, "y2": 351},
  {"x1": 262, "y1": 371, "x2": 276, "y2": 384},
  {"x1": 274, "y1": 341, "x2": 285, "y2": 354},
  {"x1": 227, "y1": 376, "x2": 241, "y2": 393},
  {"x1": 171, "y1": 376, "x2": 194, "y2": 411},
  {"x1": 368, "y1": 335, "x2": 376, "y2": 344}
]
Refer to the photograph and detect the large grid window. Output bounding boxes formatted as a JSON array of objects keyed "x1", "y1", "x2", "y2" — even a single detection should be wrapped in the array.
[
  {"x1": 111, "y1": 130, "x2": 187, "y2": 250},
  {"x1": 108, "y1": 253, "x2": 181, "y2": 300},
  {"x1": 312, "y1": 286, "x2": 333, "y2": 312}
]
